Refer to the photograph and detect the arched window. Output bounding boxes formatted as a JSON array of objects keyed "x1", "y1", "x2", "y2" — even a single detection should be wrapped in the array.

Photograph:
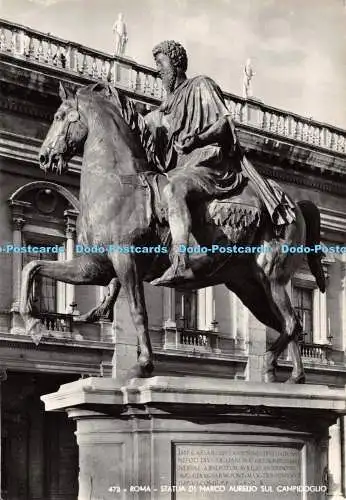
[{"x1": 8, "y1": 181, "x2": 79, "y2": 334}]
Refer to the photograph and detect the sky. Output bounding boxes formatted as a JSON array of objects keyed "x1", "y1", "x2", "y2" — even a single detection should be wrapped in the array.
[{"x1": 1, "y1": 0, "x2": 346, "y2": 128}]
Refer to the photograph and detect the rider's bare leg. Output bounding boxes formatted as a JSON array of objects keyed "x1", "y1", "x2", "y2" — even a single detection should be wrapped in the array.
[{"x1": 151, "y1": 178, "x2": 195, "y2": 285}]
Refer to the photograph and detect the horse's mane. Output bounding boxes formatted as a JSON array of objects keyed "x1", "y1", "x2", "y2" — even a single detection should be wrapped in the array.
[{"x1": 77, "y1": 83, "x2": 163, "y2": 173}]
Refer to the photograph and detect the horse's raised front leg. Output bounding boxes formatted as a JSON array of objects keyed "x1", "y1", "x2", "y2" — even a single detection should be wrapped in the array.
[
  {"x1": 110, "y1": 253, "x2": 153, "y2": 379},
  {"x1": 78, "y1": 278, "x2": 121, "y2": 323},
  {"x1": 20, "y1": 255, "x2": 115, "y2": 343}
]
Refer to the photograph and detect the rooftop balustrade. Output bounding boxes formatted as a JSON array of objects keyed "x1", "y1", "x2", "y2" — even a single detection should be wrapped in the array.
[{"x1": 1, "y1": 18, "x2": 345, "y2": 155}]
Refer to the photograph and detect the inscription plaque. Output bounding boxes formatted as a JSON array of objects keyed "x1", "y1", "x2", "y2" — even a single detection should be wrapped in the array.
[{"x1": 174, "y1": 443, "x2": 302, "y2": 499}]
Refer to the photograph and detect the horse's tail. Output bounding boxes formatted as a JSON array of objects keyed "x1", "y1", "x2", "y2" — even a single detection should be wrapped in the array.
[{"x1": 297, "y1": 200, "x2": 326, "y2": 293}]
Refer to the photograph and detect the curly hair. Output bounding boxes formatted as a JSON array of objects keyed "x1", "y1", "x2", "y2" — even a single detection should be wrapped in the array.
[{"x1": 152, "y1": 40, "x2": 188, "y2": 72}]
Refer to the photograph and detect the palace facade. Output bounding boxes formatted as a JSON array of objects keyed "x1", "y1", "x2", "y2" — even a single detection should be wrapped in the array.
[{"x1": 0, "y1": 19, "x2": 346, "y2": 500}]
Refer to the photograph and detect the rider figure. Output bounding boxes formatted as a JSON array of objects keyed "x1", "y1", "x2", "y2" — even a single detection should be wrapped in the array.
[{"x1": 146, "y1": 40, "x2": 295, "y2": 286}]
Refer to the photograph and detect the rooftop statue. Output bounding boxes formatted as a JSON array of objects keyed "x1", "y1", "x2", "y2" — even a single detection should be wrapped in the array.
[
  {"x1": 243, "y1": 58, "x2": 255, "y2": 98},
  {"x1": 20, "y1": 41, "x2": 325, "y2": 384},
  {"x1": 113, "y1": 12, "x2": 128, "y2": 56}
]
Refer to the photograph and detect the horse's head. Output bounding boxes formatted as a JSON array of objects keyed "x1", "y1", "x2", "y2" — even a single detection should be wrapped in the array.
[{"x1": 39, "y1": 82, "x2": 88, "y2": 174}]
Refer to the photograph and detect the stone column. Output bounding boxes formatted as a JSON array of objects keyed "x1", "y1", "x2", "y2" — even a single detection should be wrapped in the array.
[
  {"x1": 9, "y1": 200, "x2": 31, "y2": 332},
  {"x1": 237, "y1": 303, "x2": 249, "y2": 352},
  {"x1": 197, "y1": 287, "x2": 216, "y2": 331},
  {"x1": 162, "y1": 288, "x2": 178, "y2": 349},
  {"x1": 205, "y1": 286, "x2": 215, "y2": 331},
  {"x1": 64, "y1": 210, "x2": 79, "y2": 315},
  {"x1": 340, "y1": 258, "x2": 346, "y2": 351},
  {"x1": 197, "y1": 288, "x2": 206, "y2": 330},
  {"x1": 229, "y1": 291, "x2": 238, "y2": 339},
  {"x1": 163, "y1": 288, "x2": 176, "y2": 329},
  {"x1": 0, "y1": 370, "x2": 7, "y2": 500},
  {"x1": 56, "y1": 250, "x2": 66, "y2": 314},
  {"x1": 9, "y1": 201, "x2": 31, "y2": 312},
  {"x1": 328, "y1": 419, "x2": 342, "y2": 498},
  {"x1": 319, "y1": 429, "x2": 331, "y2": 496},
  {"x1": 313, "y1": 288, "x2": 327, "y2": 344},
  {"x1": 341, "y1": 417, "x2": 346, "y2": 497},
  {"x1": 11, "y1": 216, "x2": 26, "y2": 313}
]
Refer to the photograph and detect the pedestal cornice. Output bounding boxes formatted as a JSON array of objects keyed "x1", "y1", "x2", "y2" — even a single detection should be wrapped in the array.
[{"x1": 41, "y1": 375, "x2": 346, "y2": 415}]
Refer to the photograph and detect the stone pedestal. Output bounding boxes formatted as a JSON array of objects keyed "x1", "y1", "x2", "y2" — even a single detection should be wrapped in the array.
[{"x1": 41, "y1": 377, "x2": 346, "y2": 500}]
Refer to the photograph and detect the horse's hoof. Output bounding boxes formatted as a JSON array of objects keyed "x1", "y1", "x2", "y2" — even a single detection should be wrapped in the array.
[
  {"x1": 141, "y1": 360, "x2": 154, "y2": 376},
  {"x1": 78, "y1": 308, "x2": 113, "y2": 323},
  {"x1": 126, "y1": 361, "x2": 154, "y2": 380},
  {"x1": 25, "y1": 317, "x2": 43, "y2": 345},
  {"x1": 285, "y1": 374, "x2": 306, "y2": 384},
  {"x1": 151, "y1": 267, "x2": 194, "y2": 286},
  {"x1": 263, "y1": 372, "x2": 277, "y2": 383},
  {"x1": 76, "y1": 313, "x2": 94, "y2": 323}
]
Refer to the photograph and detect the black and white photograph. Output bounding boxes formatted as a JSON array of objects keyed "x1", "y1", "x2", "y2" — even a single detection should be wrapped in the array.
[{"x1": 0, "y1": 0, "x2": 346, "y2": 498}]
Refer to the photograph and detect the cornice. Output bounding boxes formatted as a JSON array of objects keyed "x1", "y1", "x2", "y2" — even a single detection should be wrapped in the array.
[
  {"x1": 1, "y1": 130, "x2": 345, "y2": 195},
  {"x1": 1, "y1": 58, "x2": 346, "y2": 178},
  {"x1": 238, "y1": 123, "x2": 346, "y2": 164},
  {"x1": 256, "y1": 163, "x2": 346, "y2": 195},
  {"x1": 0, "y1": 331, "x2": 114, "y2": 350},
  {"x1": 319, "y1": 207, "x2": 346, "y2": 235},
  {"x1": 0, "y1": 56, "x2": 160, "y2": 112},
  {"x1": 0, "y1": 129, "x2": 81, "y2": 176},
  {"x1": 0, "y1": 331, "x2": 114, "y2": 375},
  {"x1": 0, "y1": 94, "x2": 53, "y2": 120},
  {"x1": 238, "y1": 128, "x2": 346, "y2": 182},
  {"x1": 1, "y1": 93, "x2": 346, "y2": 180}
]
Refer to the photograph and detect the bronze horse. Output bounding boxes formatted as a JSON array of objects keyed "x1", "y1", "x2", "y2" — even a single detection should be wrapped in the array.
[{"x1": 20, "y1": 82, "x2": 325, "y2": 382}]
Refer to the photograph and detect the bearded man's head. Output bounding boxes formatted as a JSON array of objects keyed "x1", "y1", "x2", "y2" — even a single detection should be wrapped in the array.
[{"x1": 152, "y1": 40, "x2": 188, "y2": 93}]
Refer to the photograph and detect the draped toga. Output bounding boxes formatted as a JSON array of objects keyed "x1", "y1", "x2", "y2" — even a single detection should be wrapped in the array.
[{"x1": 141, "y1": 75, "x2": 296, "y2": 229}]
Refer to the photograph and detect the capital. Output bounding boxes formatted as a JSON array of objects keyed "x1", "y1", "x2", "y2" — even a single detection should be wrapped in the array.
[
  {"x1": 0, "y1": 369, "x2": 7, "y2": 382},
  {"x1": 65, "y1": 224, "x2": 76, "y2": 239},
  {"x1": 13, "y1": 216, "x2": 26, "y2": 231},
  {"x1": 64, "y1": 209, "x2": 78, "y2": 238}
]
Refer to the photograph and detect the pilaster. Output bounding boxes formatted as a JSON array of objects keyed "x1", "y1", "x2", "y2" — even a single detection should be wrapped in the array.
[{"x1": 64, "y1": 209, "x2": 79, "y2": 316}]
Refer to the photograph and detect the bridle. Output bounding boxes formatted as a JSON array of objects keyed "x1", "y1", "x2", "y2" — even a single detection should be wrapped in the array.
[{"x1": 50, "y1": 95, "x2": 86, "y2": 154}]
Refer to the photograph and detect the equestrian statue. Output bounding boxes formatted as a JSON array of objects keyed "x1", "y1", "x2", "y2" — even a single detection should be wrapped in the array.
[{"x1": 20, "y1": 40, "x2": 325, "y2": 383}]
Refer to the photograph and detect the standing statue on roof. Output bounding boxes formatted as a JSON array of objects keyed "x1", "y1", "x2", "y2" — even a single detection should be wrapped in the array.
[
  {"x1": 113, "y1": 12, "x2": 128, "y2": 56},
  {"x1": 243, "y1": 58, "x2": 255, "y2": 98}
]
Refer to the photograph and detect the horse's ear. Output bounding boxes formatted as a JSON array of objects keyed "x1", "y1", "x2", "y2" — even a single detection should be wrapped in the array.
[
  {"x1": 58, "y1": 82, "x2": 74, "y2": 101},
  {"x1": 89, "y1": 82, "x2": 112, "y2": 97}
]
